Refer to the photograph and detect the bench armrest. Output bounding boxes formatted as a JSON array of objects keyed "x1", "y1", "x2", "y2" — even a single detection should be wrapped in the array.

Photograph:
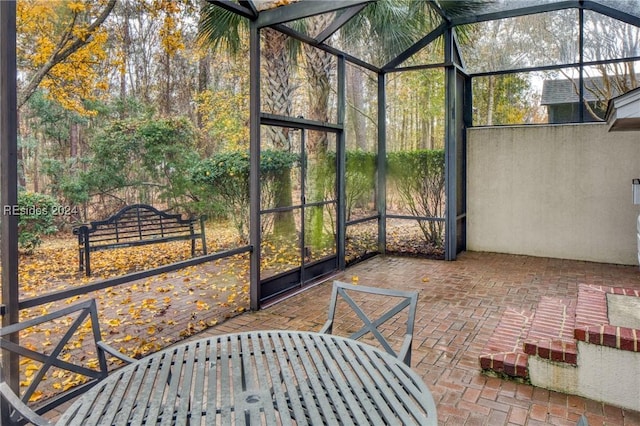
[{"x1": 0, "y1": 382, "x2": 54, "y2": 426}]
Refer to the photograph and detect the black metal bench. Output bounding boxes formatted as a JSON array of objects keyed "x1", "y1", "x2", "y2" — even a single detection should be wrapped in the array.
[{"x1": 73, "y1": 204, "x2": 207, "y2": 276}]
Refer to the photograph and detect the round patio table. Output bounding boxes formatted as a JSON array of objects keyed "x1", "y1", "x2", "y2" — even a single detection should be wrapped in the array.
[{"x1": 56, "y1": 330, "x2": 437, "y2": 425}]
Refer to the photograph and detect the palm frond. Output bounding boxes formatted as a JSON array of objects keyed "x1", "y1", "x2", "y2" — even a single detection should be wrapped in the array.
[
  {"x1": 197, "y1": 2, "x2": 248, "y2": 54},
  {"x1": 435, "y1": 0, "x2": 495, "y2": 19},
  {"x1": 342, "y1": 0, "x2": 435, "y2": 61}
]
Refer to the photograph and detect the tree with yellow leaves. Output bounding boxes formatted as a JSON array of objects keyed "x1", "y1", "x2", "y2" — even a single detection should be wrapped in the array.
[
  {"x1": 17, "y1": 0, "x2": 116, "y2": 116},
  {"x1": 151, "y1": 0, "x2": 188, "y2": 116}
]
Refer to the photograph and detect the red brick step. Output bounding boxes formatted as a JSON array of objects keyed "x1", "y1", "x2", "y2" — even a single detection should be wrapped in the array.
[
  {"x1": 574, "y1": 284, "x2": 640, "y2": 352},
  {"x1": 523, "y1": 296, "x2": 578, "y2": 365},
  {"x1": 480, "y1": 285, "x2": 640, "y2": 380},
  {"x1": 479, "y1": 308, "x2": 533, "y2": 378}
]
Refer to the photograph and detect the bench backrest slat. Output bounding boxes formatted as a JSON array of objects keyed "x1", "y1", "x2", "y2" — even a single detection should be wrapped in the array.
[
  {"x1": 72, "y1": 204, "x2": 206, "y2": 276},
  {"x1": 88, "y1": 222, "x2": 194, "y2": 233},
  {"x1": 74, "y1": 205, "x2": 198, "y2": 243},
  {"x1": 87, "y1": 204, "x2": 194, "y2": 231}
]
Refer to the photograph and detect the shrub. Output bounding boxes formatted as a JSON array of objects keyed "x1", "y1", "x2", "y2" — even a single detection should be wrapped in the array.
[
  {"x1": 345, "y1": 150, "x2": 377, "y2": 220},
  {"x1": 16, "y1": 191, "x2": 59, "y2": 253},
  {"x1": 82, "y1": 117, "x2": 198, "y2": 211},
  {"x1": 191, "y1": 150, "x2": 298, "y2": 240},
  {"x1": 387, "y1": 150, "x2": 445, "y2": 246}
]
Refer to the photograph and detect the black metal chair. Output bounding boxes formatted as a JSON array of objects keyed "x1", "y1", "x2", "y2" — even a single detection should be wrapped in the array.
[
  {"x1": 0, "y1": 298, "x2": 134, "y2": 425},
  {"x1": 320, "y1": 280, "x2": 419, "y2": 366}
]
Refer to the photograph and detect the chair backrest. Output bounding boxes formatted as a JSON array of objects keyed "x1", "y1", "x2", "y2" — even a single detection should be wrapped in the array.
[
  {"x1": 0, "y1": 299, "x2": 130, "y2": 424},
  {"x1": 320, "y1": 280, "x2": 419, "y2": 365},
  {"x1": 0, "y1": 378, "x2": 52, "y2": 426}
]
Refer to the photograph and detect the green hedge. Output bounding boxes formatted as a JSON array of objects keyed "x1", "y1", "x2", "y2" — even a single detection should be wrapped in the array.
[
  {"x1": 191, "y1": 150, "x2": 299, "y2": 239},
  {"x1": 191, "y1": 148, "x2": 445, "y2": 247}
]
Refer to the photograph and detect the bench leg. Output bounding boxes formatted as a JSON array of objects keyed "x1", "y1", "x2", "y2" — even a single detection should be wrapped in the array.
[
  {"x1": 85, "y1": 250, "x2": 91, "y2": 277},
  {"x1": 200, "y1": 216, "x2": 207, "y2": 255},
  {"x1": 78, "y1": 231, "x2": 91, "y2": 276},
  {"x1": 84, "y1": 238, "x2": 91, "y2": 277}
]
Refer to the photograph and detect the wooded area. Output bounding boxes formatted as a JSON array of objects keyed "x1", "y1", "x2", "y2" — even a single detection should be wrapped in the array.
[{"x1": 15, "y1": 0, "x2": 638, "y2": 254}]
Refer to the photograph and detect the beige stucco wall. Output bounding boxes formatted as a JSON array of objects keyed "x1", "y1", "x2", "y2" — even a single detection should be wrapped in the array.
[{"x1": 467, "y1": 123, "x2": 640, "y2": 265}]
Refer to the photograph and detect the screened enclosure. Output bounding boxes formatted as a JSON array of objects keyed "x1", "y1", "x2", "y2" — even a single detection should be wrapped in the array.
[
  {"x1": 2, "y1": 0, "x2": 640, "y2": 314},
  {"x1": 197, "y1": 0, "x2": 640, "y2": 307},
  {"x1": 3, "y1": 3, "x2": 640, "y2": 421}
]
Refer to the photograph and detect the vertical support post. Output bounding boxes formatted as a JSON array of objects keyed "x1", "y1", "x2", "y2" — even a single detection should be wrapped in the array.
[
  {"x1": 377, "y1": 72, "x2": 387, "y2": 254},
  {"x1": 0, "y1": 1, "x2": 19, "y2": 422},
  {"x1": 444, "y1": 28, "x2": 458, "y2": 261},
  {"x1": 578, "y1": 7, "x2": 585, "y2": 123},
  {"x1": 299, "y1": 128, "x2": 306, "y2": 275},
  {"x1": 336, "y1": 55, "x2": 346, "y2": 270},
  {"x1": 461, "y1": 72, "x2": 471, "y2": 254},
  {"x1": 249, "y1": 21, "x2": 261, "y2": 311},
  {"x1": 464, "y1": 77, "x2": 473, "y2": 129}
]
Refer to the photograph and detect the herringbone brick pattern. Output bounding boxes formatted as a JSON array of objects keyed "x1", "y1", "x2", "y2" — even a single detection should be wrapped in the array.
[{"x1": 198, "y1": 252, "x2": 640, "y2": 425}]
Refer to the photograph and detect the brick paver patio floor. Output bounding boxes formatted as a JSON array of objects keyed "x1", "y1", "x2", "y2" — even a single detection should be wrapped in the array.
[
  {"x1": 44, "y1": 251, "x2": 640, "y2": 425},
  {"x1": 197, "y1": 251, "x2": 640, "y2": 426}
]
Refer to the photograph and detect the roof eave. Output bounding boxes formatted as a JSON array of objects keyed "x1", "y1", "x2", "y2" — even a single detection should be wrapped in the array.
[{"x1": 606, "y1": 87, "x2": 640, "y2": 132}]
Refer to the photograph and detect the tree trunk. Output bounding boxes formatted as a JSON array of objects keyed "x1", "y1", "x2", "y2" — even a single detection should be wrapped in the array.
[
  {"x1": 347, "y1": 65, "x2": 367, "y2": 150},
  {"x1": 303, "y1": 16, "x2": 334, "y2": 249},
  {"x1": 487, "y1": 75, "x2": 495, "y2": 126},
  {"x1": 120, "y1": 0, "x2": 131, "y2": 119},
  {"x1": 162, "y1": 52, "x2": 171, "y2": 115},
  {"x1": 33, "y1": 140, "x2": 39, "y2": 193},
  {"x1": 261, "y1": 28, "x2": 296, "y2": 237},
  {"x1": 16, "y1": 110, "x2": 26, "y2": 189},
  {"x1": 197, "y1": 53, "x2": 210, "y2": 129}
]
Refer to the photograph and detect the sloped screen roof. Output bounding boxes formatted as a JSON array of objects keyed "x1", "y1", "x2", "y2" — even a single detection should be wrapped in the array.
[{"x1": 223, "y1": 0, "x2": 640, "y2": 72}]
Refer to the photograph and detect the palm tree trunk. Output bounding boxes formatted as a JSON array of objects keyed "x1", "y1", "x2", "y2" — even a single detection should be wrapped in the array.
[
  {"x1": 303, "y1": 16, "x2": 334, "y2": 249},
  {"x1": 261, "y1": 28, "x2": 296, "y2": 237}
]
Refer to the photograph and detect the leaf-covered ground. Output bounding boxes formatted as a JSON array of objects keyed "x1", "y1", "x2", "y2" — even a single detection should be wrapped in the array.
[
  {"x1": 9, "y1": 220, "x2": 440, "y2": 403},
  {"x1": 13, "y1": 224, "x2": 251, "y2": 403}
]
